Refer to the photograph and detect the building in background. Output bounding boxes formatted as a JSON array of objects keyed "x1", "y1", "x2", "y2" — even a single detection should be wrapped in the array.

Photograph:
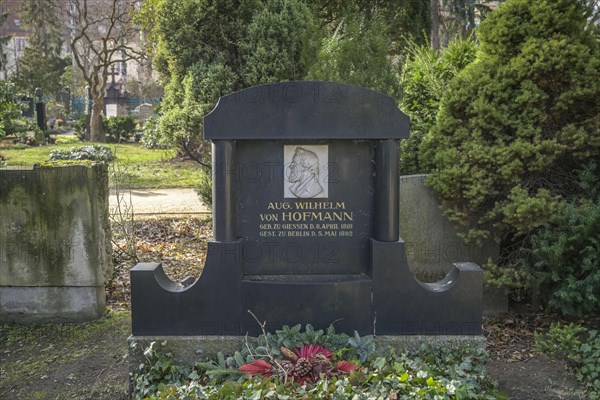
[
  {"x1": 0, "y1": 0, "x2": 148, "y2": 98},
  {"x1": 0, "y1": 0, "x2": 31, "y2": 80}
]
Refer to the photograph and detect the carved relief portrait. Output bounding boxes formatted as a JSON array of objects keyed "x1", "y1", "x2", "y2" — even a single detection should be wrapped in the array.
[{"x1": 284, "y1": 145, "x2": 328, "y2": 198}]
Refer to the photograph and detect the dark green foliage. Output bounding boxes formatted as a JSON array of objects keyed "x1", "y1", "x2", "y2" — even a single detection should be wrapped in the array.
[
  {"x1": 145, "y1": 0, "x2": 318, "y2": 162},
  {"x1": 399, "y1": 37, "x2": 476, "y2": 174},
  {"x1": 258, "y1": 324, "x2": 355, "y2": 359},
  {"x1": 534, "y1": 323, "x2": 600, "y2": 398},
  {"x1": 578, "y1": 330, "x2": 600, "y2": 399},
  {"x1": 0, "y1": 80, "x2": 25, "y2": 138},
  {"x1": 73, "y1": 114, "x2": 87, "y2": 140},
  {"x1": 382, "y1": 0, "x2": 431, "y2": 49},
  {"x1": 533, "y1": 322, "x2": 587, "y2": 358},
  {"x1": 158, "y1": 60, "x2": 235, "y2": 149},
  {"x1": 131, "y1": 327, "x2": 498, "y2": 399},
  {"x1": 526, "y1": 163, "x2": 600, "y2": 318},
  {"x1": 529, "y1": 201, "x2": 600, "y2": 317},
  {"x1": 195, "y1": 172, "x2": 212, "y2": 207},
  {"x1": 157, "y1": 60, "x2": 235, "y2": 173},
  {"x1": 143, "y1": 0, "x2": 434, "y2": 153},
  {"x1": 421, "y1": 0, "x2": 600, "y2": 245},
  {"x1": 141, "y1": 115, "x2": 164, "y2": 149},
  {"x1": 240, "y1": 0, "x2": 320, "y2": 86},
  {"x1": 307, "y1": 13, "x2": 399, "y2": 96},
  {"x1": 312, "y1": 0, "x2": 431, "y2": 49},
  {"x1": 12, "y1": 0, "x2": 68, "y2": 96},
  {"x1": 12, "y1": 46, "x2": 69, "y2": 96},
  {"x1": 149, "y1": 0, "x2": 256, "y2": 82},
  {"x1": 104, "y1": 116, "x2": 138, "y2": 143}
]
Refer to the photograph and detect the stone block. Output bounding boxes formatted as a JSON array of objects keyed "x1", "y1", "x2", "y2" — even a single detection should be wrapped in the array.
[
  {"x1": 0, "y1": 286, "x2": 105, "y2": 323},
  {"x1": 0, "y1": 165, "x2": 111, "y2": 323}
]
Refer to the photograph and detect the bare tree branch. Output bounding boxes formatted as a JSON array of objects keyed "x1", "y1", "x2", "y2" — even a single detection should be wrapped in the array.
[{"x1": 59, "y1": 0, "x2": 145, "y2": 141}]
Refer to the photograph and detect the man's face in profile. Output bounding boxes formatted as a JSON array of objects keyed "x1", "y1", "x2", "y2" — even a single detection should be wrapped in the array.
[
  {"x1": 287, "y1": 152, "x2": 304, "y2": 183},
  {"x1": 284, "y1": 145, "x2": 327, "y2": 199}
]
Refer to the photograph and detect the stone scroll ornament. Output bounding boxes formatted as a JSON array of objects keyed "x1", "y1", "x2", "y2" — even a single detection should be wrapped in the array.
[{"x1": 129, "y1": 81, "x2": 483, "y2": 336}]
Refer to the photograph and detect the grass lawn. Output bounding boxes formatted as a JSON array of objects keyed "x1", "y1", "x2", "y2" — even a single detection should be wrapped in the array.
[{"x1": 0, "y1": 143, "x2": 204, "y2": 189}]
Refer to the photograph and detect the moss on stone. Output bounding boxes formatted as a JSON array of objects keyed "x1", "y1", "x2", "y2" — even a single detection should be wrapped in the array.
[{"x1": 0, "y1": 165, "x2": 112, "y2": 322}]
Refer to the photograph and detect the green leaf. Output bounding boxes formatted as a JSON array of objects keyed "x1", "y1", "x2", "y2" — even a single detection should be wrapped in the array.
[
  {"x1": 373, "y1": 357, "x2": 386, "y2": 370},
  {"x1": 234, "y1": 351, "x2": 245, "y2": 367},
  {"x1": 217, "y1": 352, "x2": 226, "y2": 368}
]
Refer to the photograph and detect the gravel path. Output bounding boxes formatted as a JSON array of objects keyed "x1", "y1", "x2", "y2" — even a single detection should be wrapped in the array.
[{"x1": 109, "y1": 188, "x2": 210, "y2": 216}]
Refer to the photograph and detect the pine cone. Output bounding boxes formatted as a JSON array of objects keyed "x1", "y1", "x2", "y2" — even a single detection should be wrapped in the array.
[
  {"x1": 276, "y1": 360, "x2": 295, "y2": 383},
  {"x1": 280, "y1": 346, "x2": 299, "y2": 362},
  {"x1": 294, "y1": 357, "x2": 313, "y2": 376},
  {"x1": 311, "y1": 353, "x2": 332, "y2": 374}
]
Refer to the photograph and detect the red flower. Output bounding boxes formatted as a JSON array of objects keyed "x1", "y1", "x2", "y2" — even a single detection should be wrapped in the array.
[
  {"x1": 238, "y1": 359, "x2": 273, "y2": 377},
  {"x1": 295, "y1": 344, "x2": 333, "y2": 359},
  {"x1": 238, "y1": 344, "x2": 358, "y2": 384},
  {"x1": 335, "y1": 360, "x2": 358, "y2": 374}
]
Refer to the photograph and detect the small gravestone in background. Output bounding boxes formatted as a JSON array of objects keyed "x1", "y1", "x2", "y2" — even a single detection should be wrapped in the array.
[
  {"x1": 34, "y1": 88, "x2": 46, "y2": 144},
  {"x1": 135, "y1": 103, "x2": 153, "y2": 125},
  {"x1": 56, "y1": 88, "x2": 71, "y2": 115},
  {"x1": 105, "y1": 104, "x2": 118, "y2": 118},
  {"x1": 19, "y1": 96, "x2": 34, "y2": 118},
  {"x1": 104, "y1": 65, "x2": 128, "y2": 117},
  {"x1": 130, "y1": 81, "x2": 483, "y2": 339}
]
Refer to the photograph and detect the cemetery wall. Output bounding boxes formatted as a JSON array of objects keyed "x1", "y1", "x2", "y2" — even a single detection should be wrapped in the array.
[
  {"x1": 399, "y1": 174, "x2": 499, "y2": 279},
  {"x1": 399, "y1": 174, "x2": 505, "y2": 314},
  {"x1": 0, "y1": 164, "x2": 112, "y2": 323}
]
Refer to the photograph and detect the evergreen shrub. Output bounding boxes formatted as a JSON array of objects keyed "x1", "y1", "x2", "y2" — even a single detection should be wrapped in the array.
[{"x1": 421, "y1": 0, "x2": 600, "y2": 246}]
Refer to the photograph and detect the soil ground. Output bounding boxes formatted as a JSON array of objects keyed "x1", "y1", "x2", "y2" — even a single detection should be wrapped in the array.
[
  {"x1": 0, "y1": 217, "x2": 588, "y2": 399},
  {"x1": 484, "y1": 310, "x2": 585, "y2": 400}
]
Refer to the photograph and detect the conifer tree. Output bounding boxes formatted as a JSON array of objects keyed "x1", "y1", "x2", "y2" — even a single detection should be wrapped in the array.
[
  {"x1": 421, "y1": 0, "x2": 600, "y2": 245},
  {"x1": 12, "y1": 0, "x2": 68, "y2": 95}
]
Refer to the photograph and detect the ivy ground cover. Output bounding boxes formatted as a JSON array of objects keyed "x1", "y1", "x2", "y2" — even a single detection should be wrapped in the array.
[{"x1": 132, "y1": 325, "x2": 501, "y2": 400}]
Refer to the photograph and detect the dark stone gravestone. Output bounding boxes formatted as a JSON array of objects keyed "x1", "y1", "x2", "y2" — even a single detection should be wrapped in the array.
[
  {"x1": 19, "y1": 96, "x2": 34, "y2": 118},
  {"x1": 104, "y1": 66, "x2": 129, "y2": 117},
  {"x1": 104, "y1": 83, "x2": 121, "y2": 118},
  {"x1": 34, "y1": 88, "x2": 46, "y2": 133},
  {"x1": 130, "y1": 81, "x2": 483, "y2": 337}
]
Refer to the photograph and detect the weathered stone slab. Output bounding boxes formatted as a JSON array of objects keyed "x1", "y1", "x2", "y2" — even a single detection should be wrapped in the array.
[{"x1": 0, "y1": 165, "x2": 111, "y2": 323}]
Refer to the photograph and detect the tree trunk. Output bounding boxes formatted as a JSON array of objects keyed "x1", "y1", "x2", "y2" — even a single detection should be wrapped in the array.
[
  {"x1": 431, "y1": 0, "x2": 440, "y2": 50},
  {"x1": 90, "y1": 97, "x2": 105, "y2": 142}
]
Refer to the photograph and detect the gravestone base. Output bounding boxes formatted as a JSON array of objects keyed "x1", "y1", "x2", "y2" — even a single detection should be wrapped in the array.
[
  {"x1": 0, "y1": 286, "x2": 105, "y2": 323},
  {"x1": 128, "y1": 334, "x2": 487, "y2": 372},
  {"x1": 131, "y1": 241, "x2": 483, "y2": 337}
]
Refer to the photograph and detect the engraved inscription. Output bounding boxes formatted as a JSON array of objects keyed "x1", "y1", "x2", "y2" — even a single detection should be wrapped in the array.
[{"x1": 259, "y1": 201, "x2": 354, "y2": 238}]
